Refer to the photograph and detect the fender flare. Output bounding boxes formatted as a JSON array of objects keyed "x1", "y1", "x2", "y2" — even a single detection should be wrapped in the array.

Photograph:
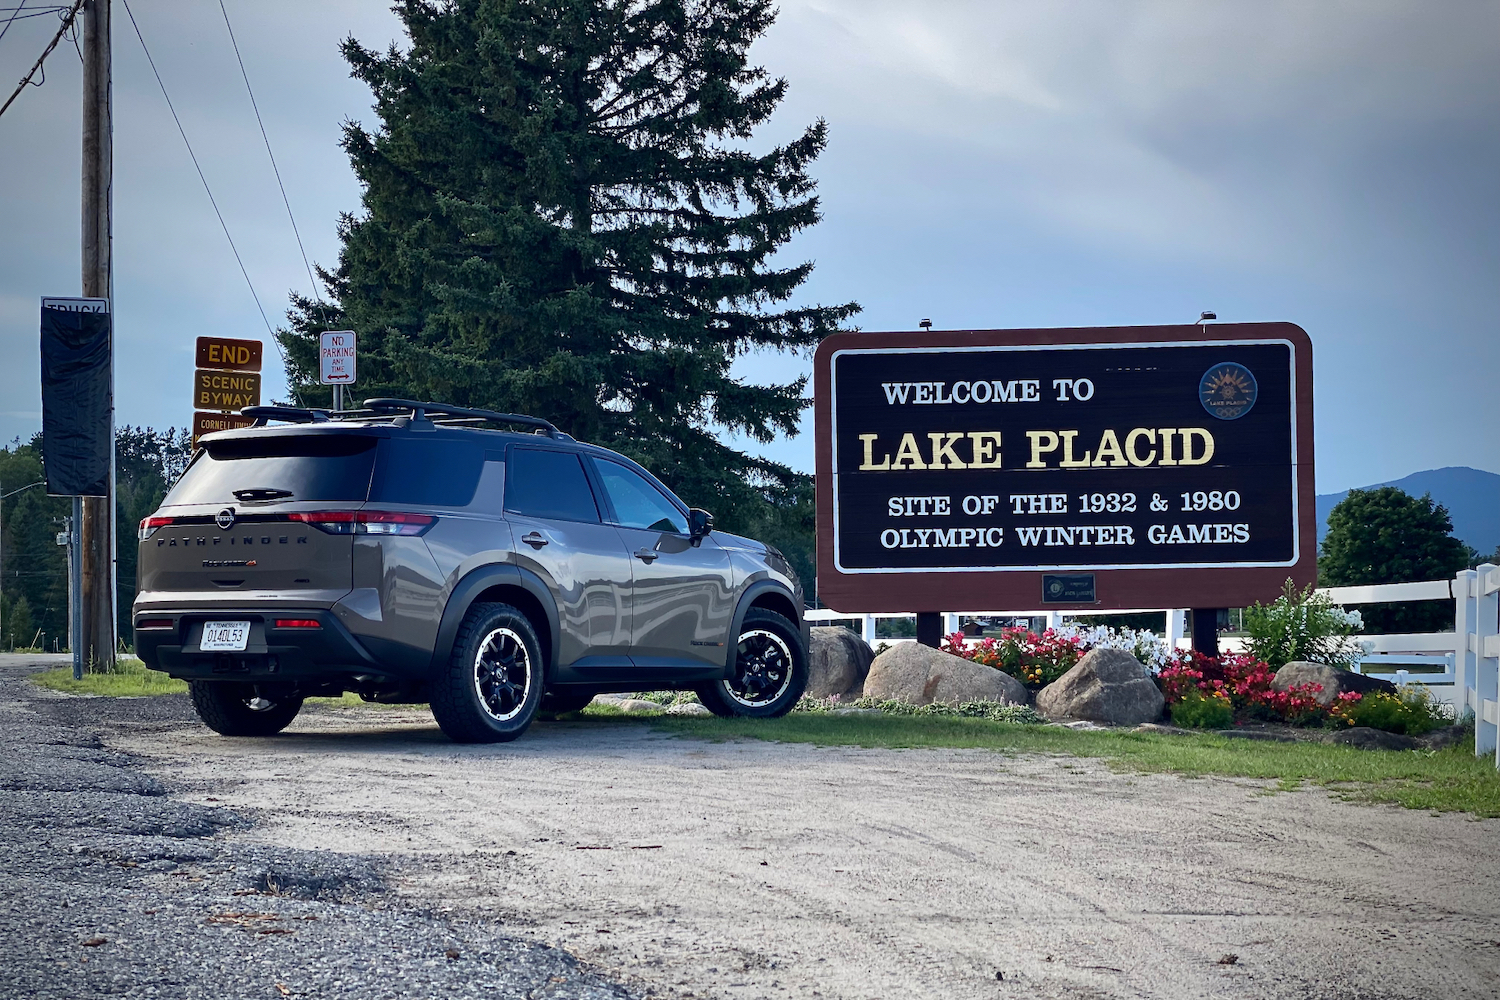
[
  {"x1": 723, "y1": 580, "x2": 804, "y2": 673},
  {"x1": 429, "y1": 563, "x2": 562, "y2": 675}
]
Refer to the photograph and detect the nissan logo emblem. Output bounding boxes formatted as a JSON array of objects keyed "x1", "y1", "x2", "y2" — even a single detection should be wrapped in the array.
[{"x1": 215, "y1": 508, "x2": 236, "y2": 530}]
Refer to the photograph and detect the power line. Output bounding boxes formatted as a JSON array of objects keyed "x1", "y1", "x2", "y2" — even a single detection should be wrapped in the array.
[
  {"x1": 0, "y1": 0, "x2": 83, "y2": 120},
  {"x1": 217, "y1": 0, "x2": 323, "y2": 305},
  {"x1": 0, "y1": 1, "x2": 32, "y2": 46},
  {"x1": 119, "y1": 0, "x2": 277, "y2": 342}
]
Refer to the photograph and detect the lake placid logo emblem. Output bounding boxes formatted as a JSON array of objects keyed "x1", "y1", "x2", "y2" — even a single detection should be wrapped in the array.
[
  {"x1": 215, "y1": 508, "x2": 236, "y2": 530},
  {"x1": 1199, "y1": 363, "x2": 1258, "y2": 420}
]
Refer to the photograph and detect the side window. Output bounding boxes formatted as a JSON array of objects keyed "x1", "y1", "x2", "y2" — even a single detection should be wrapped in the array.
[
  {"x1": 595, "y1": 460, "x2": 687, "y2": 533},
  {"x1": 505, "y1": 449, "x2": 600, "y2": 523}
]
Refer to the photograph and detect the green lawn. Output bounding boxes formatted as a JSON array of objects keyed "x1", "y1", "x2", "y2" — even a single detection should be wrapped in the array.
[
  {"x1": 30, "y1": 657, "x2": 188, "y2": 697},
  {"x1": 646, "y1": 713, "x2": 1500, "y2": 818}
]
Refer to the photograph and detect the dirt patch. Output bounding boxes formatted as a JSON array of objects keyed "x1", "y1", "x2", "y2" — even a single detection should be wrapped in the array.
[{"x1": 115, "y1": 704, "x2": 1500, "y2": 1000}]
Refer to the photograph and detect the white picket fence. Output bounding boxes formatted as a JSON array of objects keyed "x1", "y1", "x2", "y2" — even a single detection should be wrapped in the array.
[{"x1": 806, "y1": 563, "x2": 1500, "y2": 766}]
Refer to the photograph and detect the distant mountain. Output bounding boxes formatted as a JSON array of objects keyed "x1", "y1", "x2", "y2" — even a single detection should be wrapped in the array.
[{"x1": 1316, "y1": 467, "x2": 1500, "y2": 556}]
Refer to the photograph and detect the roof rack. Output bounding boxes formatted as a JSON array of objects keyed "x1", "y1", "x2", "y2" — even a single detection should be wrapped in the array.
[
  {"x1": 243, "y1": 405, "x2": 330, "y2": 425},
  {"x1": 362, "y1": 398, "x2": 564, "y2": 438}
]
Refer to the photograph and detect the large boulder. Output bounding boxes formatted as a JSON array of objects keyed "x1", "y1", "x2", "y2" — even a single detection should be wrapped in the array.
[
  {"x1": 807, "y1": 627, "x2": 875, "y2": 700},
  {"x1": 1035, "y1": 648, "x2": 1163, "y2": 725},
  {"x1": 863, "y1": 643, "x2": 1027, "y2": 706},
  {"x1": 1272, "y1": 661, "x2": 1396, "y2": 707}
]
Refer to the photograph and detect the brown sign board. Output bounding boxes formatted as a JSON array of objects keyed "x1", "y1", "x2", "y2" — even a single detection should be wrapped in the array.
[
  {"x1": 193, "y1": 369, "x2": 261, "y2": 411},
  {"x1": 192, "y1": 411, "x2": 256, "y2": 449},
  {"x1": 813, "y1": 323, "x2": 1316, "y2": 613},
  {"x1": 195, "y1": 336, "x2": 263, "y2": 372}
]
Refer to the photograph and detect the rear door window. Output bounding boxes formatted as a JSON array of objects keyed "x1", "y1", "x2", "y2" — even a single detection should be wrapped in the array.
[
  {"x1": 505, "y1": 449, "x2": 600, "y2": 522},
  {"x1": 163, "y1": 435, "x2": 375, "y2": 505},
  {"x1": 593, "y1": 459, "x2": 687, "y2": 533}
]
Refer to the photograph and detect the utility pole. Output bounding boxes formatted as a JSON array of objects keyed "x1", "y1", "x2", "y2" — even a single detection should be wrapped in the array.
[{"x1": 80, "y1": 0, "x2": 115, "y2": 672}]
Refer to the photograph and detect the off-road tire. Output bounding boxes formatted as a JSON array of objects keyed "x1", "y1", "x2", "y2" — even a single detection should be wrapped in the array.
[
  {"x1": 188, "y1": 681, "x2": 303, "y2": 736},
  {"x1": 540, "y1": 687, "x2": 598, "y2": 715},
  {"x1": 430, "y1": 602, "x2": 544, "y2": 743},
  {"x1": 696, "y1": 608, "x2": 807, "y2": 719}
]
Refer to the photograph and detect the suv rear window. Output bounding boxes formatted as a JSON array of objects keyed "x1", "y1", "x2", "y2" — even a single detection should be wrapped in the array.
[
  {"x1": 370, "y1": 438, "x2": 483, "y2": 507},
  {"x1": 164, "y1": 435, "x2": 377, "y2": 506}
]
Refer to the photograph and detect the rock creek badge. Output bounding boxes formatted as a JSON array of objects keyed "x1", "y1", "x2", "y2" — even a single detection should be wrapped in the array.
[{"x1": 1199, "y1": 362, "x2": 1258, "y2": 420}]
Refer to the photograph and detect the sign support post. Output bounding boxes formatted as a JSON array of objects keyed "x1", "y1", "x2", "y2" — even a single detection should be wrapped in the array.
[{"x1": 1190, "y1": 609, "x2": 1221, "y2": 657}]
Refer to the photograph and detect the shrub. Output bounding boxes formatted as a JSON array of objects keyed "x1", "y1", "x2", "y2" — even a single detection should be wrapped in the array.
[
  {"x1": 1168, "y1": 688, "x2": 1234, "y2": 729},
  {"x1": 1329, "y1": 686, "x2": 1450, "y2": 735},
  {"x1": 1244, "y1": 579, "x2": 1364, "y2": 669}
]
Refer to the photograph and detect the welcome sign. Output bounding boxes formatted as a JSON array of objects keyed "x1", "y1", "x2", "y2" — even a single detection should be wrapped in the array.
[{"x1": 813, "y1": 324, "x2": 1317, "y2": 612}]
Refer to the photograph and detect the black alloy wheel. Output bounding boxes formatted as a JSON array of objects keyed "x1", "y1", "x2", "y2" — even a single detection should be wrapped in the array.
[
  {"x1": 431, "y1": 602, "x2": 544, "y2": 743},
  {"x1": 697, "y1": 608, "x2": 808, "y2": 718}
]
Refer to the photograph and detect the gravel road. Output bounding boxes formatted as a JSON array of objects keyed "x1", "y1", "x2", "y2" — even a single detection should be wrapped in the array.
[
  {"x1": 7, "y1": 655, "x2": 1500, "y2": 1000},
  {"x1": 0, "y1": 656, "x2": 635, "y2": 1000}
]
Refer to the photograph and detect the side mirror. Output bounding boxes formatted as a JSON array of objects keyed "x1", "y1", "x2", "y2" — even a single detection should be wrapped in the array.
[{"x1": 688, "y1": 508, "x2": 714, "y2": 544}]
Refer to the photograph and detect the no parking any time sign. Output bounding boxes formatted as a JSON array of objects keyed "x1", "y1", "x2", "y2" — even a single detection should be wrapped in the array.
[{"x1": 319, "y1": 330, "x2": 356, "y2": 385}]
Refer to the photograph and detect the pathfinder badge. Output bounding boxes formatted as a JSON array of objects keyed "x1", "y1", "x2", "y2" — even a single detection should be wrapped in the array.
[{"x1": 1199, "y1": 362, "x2": 1258, "y2": 420}]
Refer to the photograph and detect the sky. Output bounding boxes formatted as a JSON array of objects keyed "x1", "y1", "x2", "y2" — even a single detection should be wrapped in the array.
[{"x1": 1, "y1": 0, "x2": 1496, "y2": 493}]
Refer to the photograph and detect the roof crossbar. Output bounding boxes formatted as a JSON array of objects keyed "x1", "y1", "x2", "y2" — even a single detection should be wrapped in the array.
[{"x1": 362, "y1": 398, "x2": 561, "y2": 437}]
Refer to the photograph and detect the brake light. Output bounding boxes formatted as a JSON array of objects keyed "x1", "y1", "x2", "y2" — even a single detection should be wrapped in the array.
[
  {"x1": 135, "y1": 619, "x2": 173, "y2": 630},
  {"x1": 273, "y1": 619, "x2": 321, "y2": 629},
  {"x1": 287, "y1": 511, "x2": 436, "y2": 536},
  {"x1": 139, "y1": 515, "x2": 173, "y2": 540}
]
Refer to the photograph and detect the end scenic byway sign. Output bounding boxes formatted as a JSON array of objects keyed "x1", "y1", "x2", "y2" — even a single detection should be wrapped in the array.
[{"x1": 813, "y1": 323, "x2": 1316, "y2": 613}]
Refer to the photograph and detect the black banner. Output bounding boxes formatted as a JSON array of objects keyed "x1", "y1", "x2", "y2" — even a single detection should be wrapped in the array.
[
  {"x1": 830, "y1": 340, "x2": 1299, "y2": 573},
  {"x1": 40, "y1": 300, "x2": 112, "y2": 497}
]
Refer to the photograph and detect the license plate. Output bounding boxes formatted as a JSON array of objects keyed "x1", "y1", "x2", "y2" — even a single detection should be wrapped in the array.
[{"x1": 200, "y1": 620, "x2": 251, "y2": 651}]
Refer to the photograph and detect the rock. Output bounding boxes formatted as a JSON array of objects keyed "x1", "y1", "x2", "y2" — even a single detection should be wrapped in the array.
[
  {"x1": 1213, "y1": 730, "x2": 1296, "y2": 742},
  {"x1": 1330, "y1": 727, "x2": 1420, "y2": 751},
  {"x1": 1421, "y1": 724, "x2": 1469, "y2": 750},
  {"x1": 862, "y1": 643, "x2": 1028, "y2": 706},
  {"x1": 1034, "y1": 648, "x2": 1163, "y2": 725},
  {"x1": 1135, "y1": 723, "x2": 1195, "y2": 736},
  {"x1": 616, "y1": 699, "x2": 664, "y2": 715},
  {"x1": 1272, "y1": 661, "x2": 1396, "y2": 706},
  {"x1": 664, "y1": 702, "x2": 712, "y2": 717},
  {"x1": 806, "y1": 627, "x2": 875, "y2": 700}
]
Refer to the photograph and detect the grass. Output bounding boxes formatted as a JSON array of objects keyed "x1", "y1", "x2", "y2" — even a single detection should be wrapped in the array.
[
  {"x1": 646, "y1": 712, "x2": 1500, "y2": 818},
  {"x1": 31, "y1": 657, "x2": 188, "y2": 697}
]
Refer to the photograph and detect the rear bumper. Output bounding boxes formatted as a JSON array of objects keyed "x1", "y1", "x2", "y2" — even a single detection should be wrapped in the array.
[{"x1": 133, "y1": 608, "x2": 402, "y2": 683}]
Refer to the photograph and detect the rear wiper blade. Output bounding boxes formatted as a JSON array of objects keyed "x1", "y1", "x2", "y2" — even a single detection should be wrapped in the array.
[{"x1": 232, "y1": 488, "x2": 294, "y2": 502}]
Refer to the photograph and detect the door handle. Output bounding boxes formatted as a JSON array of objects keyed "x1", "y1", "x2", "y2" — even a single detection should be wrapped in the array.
[
  {"x1": 521, "y1": 531, "x2": 549, "y2": 549},
  {"x1": 634, "y1": 548, "x2": 659, "y2": 563}
]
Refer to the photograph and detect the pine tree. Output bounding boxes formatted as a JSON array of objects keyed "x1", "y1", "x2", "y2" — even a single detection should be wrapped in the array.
[{"x1": 280, "y1": 0, "x2": 855, "y2": 542}]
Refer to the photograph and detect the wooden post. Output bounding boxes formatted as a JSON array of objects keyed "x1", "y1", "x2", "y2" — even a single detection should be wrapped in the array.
[
  {"x1": 1190, "y1": 608, "x2": 1221, "y2": 657},
  {"x1": 915, "y1": 612, "x2": 941, "y2": 648},
  {"x1": 80, "y1": 0, "x2": 114, "y2": 672}
]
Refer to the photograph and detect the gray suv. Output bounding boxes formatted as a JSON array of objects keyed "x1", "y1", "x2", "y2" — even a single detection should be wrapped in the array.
[{"x1": 133, "y1": 399, "x2": 808, "y2": 743}]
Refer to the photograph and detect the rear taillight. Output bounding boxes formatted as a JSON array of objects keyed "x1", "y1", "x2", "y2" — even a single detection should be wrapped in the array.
[
  {"x1": 273, "y1": 619, "x2": 321, "y2": 629},
  {"x1": 135, "y1": 618, "x2": 173, "y2": 630},
  {"x1": 139, "y1": 515, "x2": 173, "y2": 540},
  {"x1": 287, "y1": 511, "x2": 436, "y2": 536}
]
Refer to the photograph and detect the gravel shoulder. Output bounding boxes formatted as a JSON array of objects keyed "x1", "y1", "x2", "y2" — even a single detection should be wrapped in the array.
[
  {"x1": 0, "y1": 655, "x2": 636, "y2": 1000},
  {"x1": 79, "y1": 678, "x2": 1500, "y2": 1000}
]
